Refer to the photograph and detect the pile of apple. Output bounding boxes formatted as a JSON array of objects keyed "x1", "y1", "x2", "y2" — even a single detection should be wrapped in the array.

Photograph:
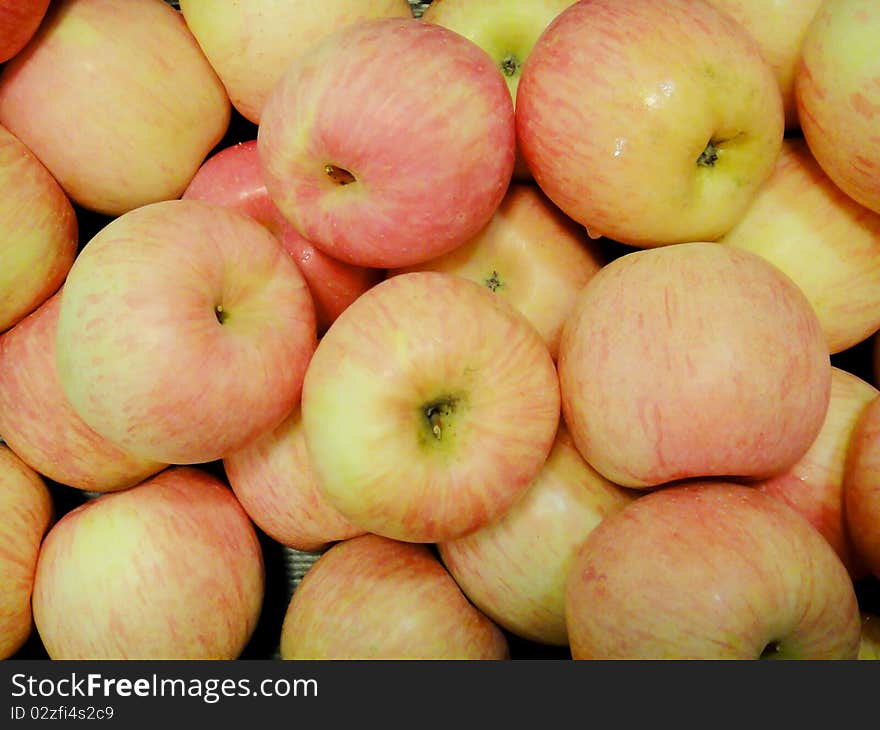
[{"x1": 2, "y1": 0, "x2": 880, "y2": 661}]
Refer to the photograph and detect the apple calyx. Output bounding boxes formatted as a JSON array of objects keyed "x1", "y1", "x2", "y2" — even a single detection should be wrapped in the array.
[
  {"x1": 760, "y1": 641, "x2": 783, "y2": 659},
  {"x1": 215, "y1": 303, "x2": 229, "y2": 325},
  {"x1": 484, "y1": 270, "x2": 503, "y2": 292},
  {"x1": 324, "y1": 164, "x2": 356, "y2": 186},
  {"x1": 697, "y1": 141, "x2": 720, "y2": 168},
  {"x1": 500, "y1": 53, "x2": 522, "y2": 79},
  {"x1": 422, "y1": 396, "x2": 458, "y2": 441}
]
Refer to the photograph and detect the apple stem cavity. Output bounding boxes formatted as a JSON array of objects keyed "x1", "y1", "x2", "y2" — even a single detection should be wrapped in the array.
[
  {"x1": 324, "y1": 163, "x2": 356, "y2": 186},
  {"x1": 697, "y1": 140, "x2": 719, "y2": 167},
  {"x1": 423, "y1": 397, "x2": 457, "y2": 441}
]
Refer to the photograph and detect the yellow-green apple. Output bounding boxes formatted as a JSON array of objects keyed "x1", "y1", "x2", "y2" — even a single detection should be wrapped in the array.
[
  {"x1": 178, "y1": 0, "x2": 413, "y2": 124},
  {"x1": 565, "y1": 481, "x2": 861, "y2": 659},
  {"x1": 0, "y1": 444, "x2": 52, "y2": 659},
  {"x1": 0, "y1": 0, "x2": 49, "y2": 63},
  {"x1": 702, "y1": 0, "x2": 824, "y2": 130},
  {"x1": 437, "y1": 423, "x2": 637, "y2": 647},
  {"x1": 182, "y1": 139, "x2": 384, "y2": 335},
  {"x1": 389, "y1": 183, "x2": 605, "y2": 361},
  {"x1": 32, "y1": 466, "x2": 264, "y2": 659},
  {"x1": 0, "y1": 292, "x2": 166, "y2": 493},
  {"x1": 257, "y1": 17, "x2": 516, "y2": 268},
  {"x1": 516, "y1": 0, "x2": 784, "y2": 247},
  {"x1": 721, "y1": 136, "x2": 880, "y2": 355},
  {"x1": 842, "y1": 393, "x2": 880, "y2": 577},
  {"x1": 795, "y1": 0, "x2": 880, "y2": 215},
  {"x1": 0, "y1": 121, "x2": 77, "y2": 333},
  {"x1": 0, "y1": 0, "x2": 231, "y2": 216},
  {"x1": 558, "y1": 242, "x2": 831, "y2": 489},
  {"x1": 279, "y1": 533, "x2": 510, "y2": 659},
  {"x1": 55, "y1": 199, "x2": 317, "y2": 465},
  {"x1": 859, "y1": 612, "x2": 880, "y2": 659},
  {"x1": 223, "y1": 406, "x2": 366, "y2": 553},
  {"x1": 301, "y1": 271, "x2": 561, "y2": 543},
  {"x1": 753, "y1": 367, "x2": 877, "y2": 580},
  {"x1": 420, "y1": 0, "x2": 577, "y2": 180}
]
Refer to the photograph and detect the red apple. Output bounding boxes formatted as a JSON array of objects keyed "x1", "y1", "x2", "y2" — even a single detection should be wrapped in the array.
[
  {"x1": 721, "y1": 136, "x2": 880, "y2": 355},
  {"x1": 389, "y1": 183, "x2": 605, "y2": 361},
  {"x1": 279, "y1": 533, "x2": 510, "y2": 659},
  {"x1": 795, "y1": 0, "x2": 880, "y2": 215},
  {"x1": 301, "y1": 271, "x2": 561, "y2": 544},
  {"x1": 0, "y1": 0, "x2": 231, "y2": 216},
  {"x1": 0, "y1": 121, "x2": 77, "y2": 333},
  {"x1": 32, "y1": 466, "x2": 265, "y2": 659},
  {"x1": 842, "y1": 393, "x2": 880, "y2": 577},
  {"x1": 558, "y1": 242, "x2": 831, "y2": 489},
  {"x1": 257, "y1": 17, "x2": 516, "y2": 268},
  {"x1": 566, "y1": 482, "x2": 861, "y2": 659},
  {"x1": 0, "y1": 444, "x2": 53, "y2": 659},
  {"x1": 178, "y1": 0, "x2": 414, "y2": 124},
  {"x1": 0, "y1": 291, "x2": 166, "y2": 493},
  {"x1": 753, "y1": 367, "x2": 876, "y2": 579},
  {"x1": 516, "y1": 0, "x2": 784, "y2": 246},
  {"x1": 55, "y1": 199, "x2": 317, "y2": 466},
  {"x1": 223, "y1": 405, "x2": 366, "y2": 553},
  {"x1": 438, "y1": 423, "x2": 637, "y2": 646},
  {"x1": 182, "y1": 139, "x2": 384, "y2": 335},
  {"x1": 0, "y1": 0, "x2": 49, "y2": 64}
]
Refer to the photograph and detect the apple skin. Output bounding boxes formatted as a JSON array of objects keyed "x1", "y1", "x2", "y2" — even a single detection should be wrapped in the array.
[
  {"x1": 257, "y1": 17, "x2": 516, "y2": 268},
  {"x1": 721, "y1": 136, "x2": 880, "y2": 355},
  {"x1": 182, "y1": 139, "x2": 384, "y2": 335},
  {"x1": 389, "y1": 183, "x2": 605, "y2": 361},
  {"x1": 0, "y1": 291, "x2": 166, "y2": 493},
  {"x1": 420, "y1": 0, "x2": 577, "y2": 180},
  {"x1": 558, "y1": 242, "x2": 831, "y2": 489},
  {"x1": 0, "y1": 0, "x2": 231, "y2": 216},
  {"x1": 31, "y1": 466, "x2": 265, "y2": 659},
  {"x1": 795, "y1": 0, "x2": 880, "y2": 215},
  {"x1": 437, "y1": 423, "x2": 637, "y2": 646},
  {"x1": 279, "y1": 533, "x2": 510, "y2": 659},
  {"x1": 178, "y1": 0, "x2": 413, "y2": 124},
  {"x1": 702, "y1": 0, "x2": 824, "y2": 130},
  {"x1": 842, "y1": 393, "x2": 880, "y2": 577},
  {"x1": 753, "y1": 367, "x2": 876, "y2": 580},
  {"x1": 565, "y1": 482, "x2": 862, "y2": 659},
  {"x1": 0, "y1": 121, "x2": 77, "y2": 333},
  {"x1": 0, "y1": 444, "x2": 53, "y2": 659},
  {"x1": 0, "y1": 0, "x2": 49, "y2": 64},
  {"x1": 55, "y1": 199, "x2": 317, "y2": 466},
  {"x1": 515, "y1": 0, "x2": 784, "y2": 246},
  {"x1": 223, "y1": 405, "x2": 366, "y2": 553},
  {"x1": 301, "y1": 271, "x2": 561, "y2": 544}
]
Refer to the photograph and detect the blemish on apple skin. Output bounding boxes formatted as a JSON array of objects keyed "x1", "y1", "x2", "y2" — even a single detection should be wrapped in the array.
[{"x1": 851, "y1": 91, "x2": 880, "y2": 120}]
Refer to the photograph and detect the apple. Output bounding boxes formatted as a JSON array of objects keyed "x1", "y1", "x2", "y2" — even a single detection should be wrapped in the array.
[
  {"x1": 795, "y1": 0, "x2": 880, "y2": 215},
  {"x1": 32, "y1": 466, "x2": 264, "y2": 659},
  {"x1": 753, "y1": 367, "x2": 877, "y2": 579},
  {"x1": 515, "y1": 0, "x2": 784, "y2": 246},
  {"x1": 0, "y1": 291, "x2": 166, "y2": 493},
  {"x1": 279, "y1": 533, "x2": 510, "y2": 659},
  {"x1": 0, "y1": 0, "x2": 231, "y2": 216},
  {"x1": 0, "y1": 0, "x2": 49, "y2": 64},
  {"x1": 55, "y1": 198, "x2": 317, "y2": 466},
  {"x1": 301, "y1": 270, "x2": 561, "y2": 544},
  {"x1": 0, "y1": 443, "x2": 53, "y2": 659},
  {"x1": 223, "y1": 405, "x2": 366, "y2": 553},
  {"x1": 420, "y1": 0, "x2": 577, "y2": 180},
  {"x1": 701, "y1": 0, "x2": 824, "y2": 130},
  {"x1": 182, "y1": 139, "x2": 384, "y2": 335},
  {"x1": 437, "y1": 422, "x2": 638, "y2": 647},
  {"x1": 859, "y1": 612, "x2": 880, "y2": 659},
  {"x1": 0, "y1": 121, "x2": 77, "y2": 333},
  {"x1": 558, "y1": 242, "x2": 831, "y2": 489},
  {"x1": 842, "y1": 392, "x2": 880, "y2": 577},
  {"x1": 178, "y1": 0, "x2": 414, "y2": 124},
  {"x1": 721, "y1": 136, "x2": 880, "y2": 355},
  {"x1": 565, "y1": 481, "x2": 862, "y2": 659},
  {"x1": 389, "y1": 183, "x2": 606, "y2": 361},
  {"x1": 257, "y1": 17, "x2": 516, "y2": 269}
]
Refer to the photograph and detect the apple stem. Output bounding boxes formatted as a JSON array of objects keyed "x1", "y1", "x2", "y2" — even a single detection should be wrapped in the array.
[
  {"x1": 324, "y1": 164, "x2": 356, "y2": 186},
  {"x1": 215, "y1": 304, "x2": 229, "y2": 325}
]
